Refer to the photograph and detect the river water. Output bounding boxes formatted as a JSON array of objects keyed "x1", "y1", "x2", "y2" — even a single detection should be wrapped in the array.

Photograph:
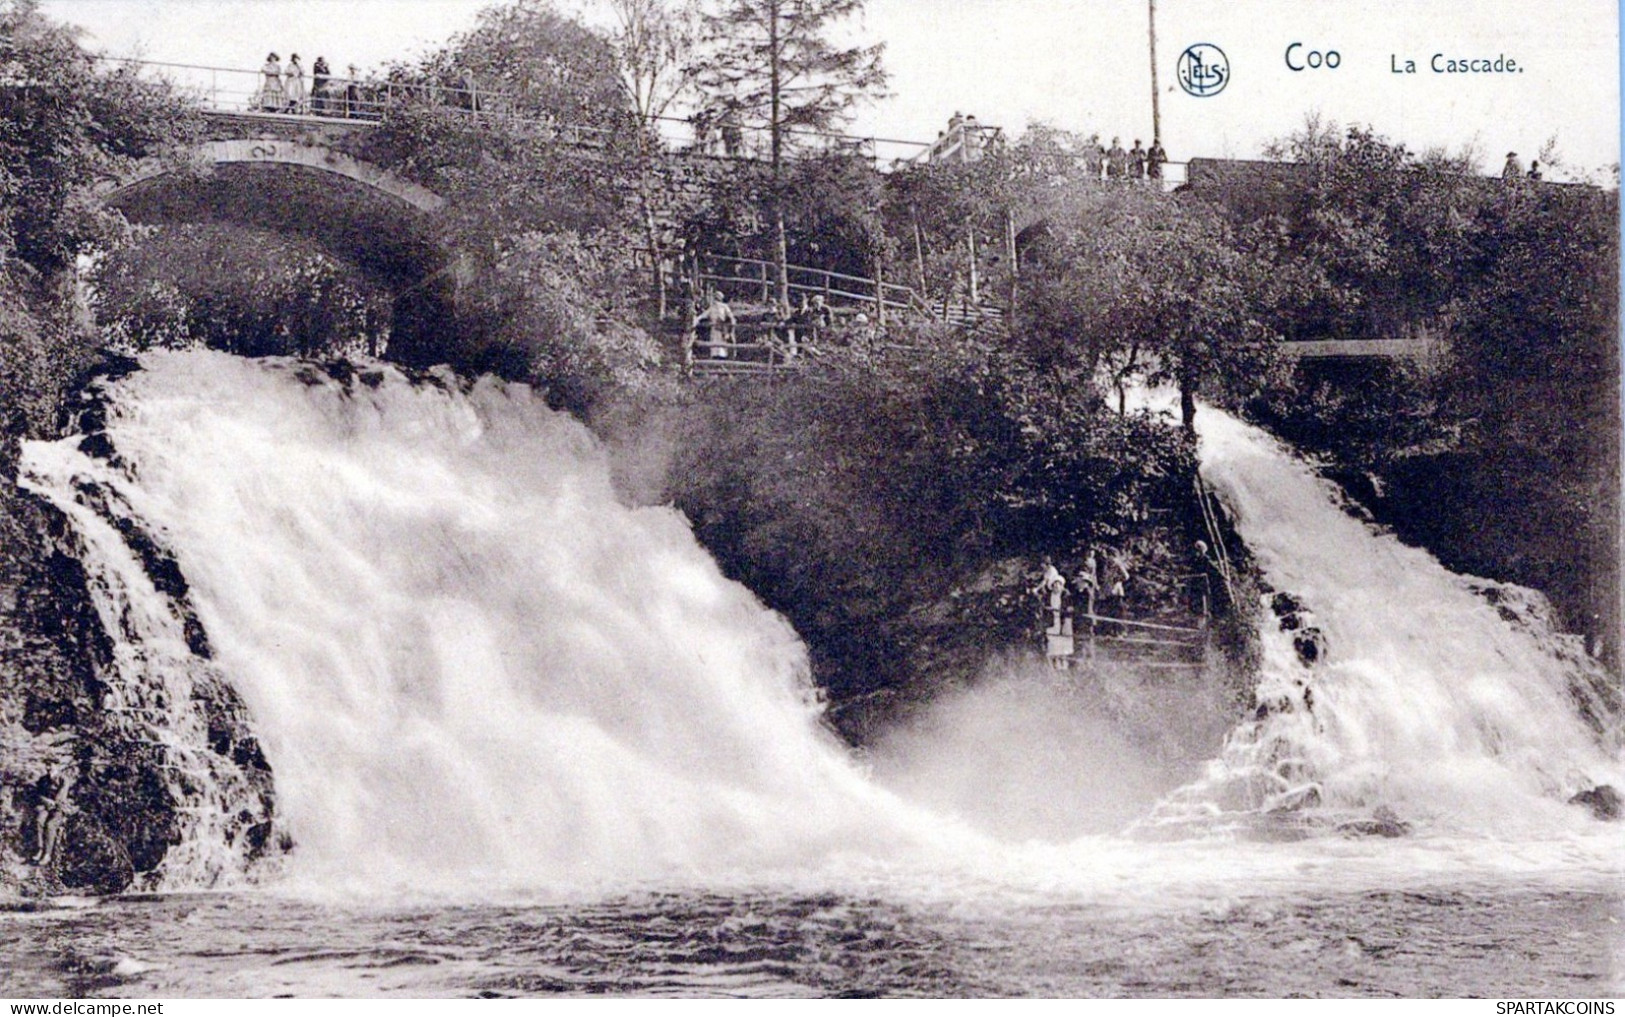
[{"x1": 8, "y1": 352, "x2": 1622, "y2": 997}]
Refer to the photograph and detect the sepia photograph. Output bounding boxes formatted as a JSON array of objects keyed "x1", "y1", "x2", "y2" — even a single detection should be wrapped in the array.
[{"x1": 0, "y1": 0, "x2": 1619, "y2": 1000}]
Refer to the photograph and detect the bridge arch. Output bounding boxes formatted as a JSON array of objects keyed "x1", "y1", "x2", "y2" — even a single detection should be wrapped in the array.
[
  {"x1": 99, "y1": 137, "x2": 457, "y2": 364},
  {"x1": 105, "y1": 138, "x2": 446, "y2": 214}
]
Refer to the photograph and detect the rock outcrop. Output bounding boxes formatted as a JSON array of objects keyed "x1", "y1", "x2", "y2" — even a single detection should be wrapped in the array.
[{"x1": 0, "y1": 359, "x2": 282, "y2": 896}]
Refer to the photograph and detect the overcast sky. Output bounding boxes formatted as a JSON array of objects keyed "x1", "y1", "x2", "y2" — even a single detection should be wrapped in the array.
[{"x1": 42, "y1": 0, "x2": 1622, "y2": 180}]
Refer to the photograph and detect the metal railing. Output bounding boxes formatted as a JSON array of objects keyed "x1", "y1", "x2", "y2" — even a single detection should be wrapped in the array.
[
  {"x1": 97, "y1": 56, "x2": 621, "y2": 145},
  {"x1": 1038, "y1": 572, "x2": 1215, "y2": 671},
  {"x1": 93, "y1": 56, "x2": 937, "y2": 168},
  {"x1": 95, "y1": 55, "x2": 1203, "y2": 190}
]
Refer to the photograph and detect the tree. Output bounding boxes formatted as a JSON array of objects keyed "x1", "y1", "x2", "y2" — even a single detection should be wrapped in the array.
[
  {"x1": 0, "y1": 0, "x2": 199, "y2": 275},
  {"x1": 1256, "y1": 120, "x2": 1482, "y2": 340},
  {"x1": 882, "y1": 144, "x2": 1016, "y2": 314},
  {"x1": 448, "y1": 228, "x2": 671, "y2": 417},
  {"x1": 609, "y1": 0, "x2": 701, "y2": 126},
  {"x1": 0, "y1": 0, "x2": 198, "y2": 442},
  {"x1": 689, "y1": 0, "x2": 887, "y2": 305},
  {"x1": 606, "y1": 0, "x2": 703, "y2": 317},
  {"x1": 433, "y1": 0, "x2": 626, "y2": 124},
  {"x1": 1015, "y1": 187, "x2": 1284, "y2": 430}
]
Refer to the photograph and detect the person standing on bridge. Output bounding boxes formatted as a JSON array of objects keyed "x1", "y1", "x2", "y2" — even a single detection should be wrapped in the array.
[
  {"x1": 1074, "y1": 549, "x2": 1099, "y2": 619},
  {"x1": 690, "y1": 109, "x2": 716, "y2": 154},
  {"x1": 1501, "y1": 151, "x2": 1522, "y2": 180},
  {"x1": 1082, "y1": 134, "x2": 1105, "y2": 180},
  {"x1": 1147, "y1": 138, "x2": 1168, "y2": 182},
  {"x1": 258, "y1": 53, "x2": 285, "y2": 112},
  {"x1": 806, "y1": 294, "x2": 833, "y2": 342},
  {"x1": 311, "y1": 56, "x2": 331, "y2": 115},
  {"x1": 1106, "y1": 137, "x2": 1128, "y2": 180},
  {"x1": 344, "y1": 66, "x2": 363, "y2": 119},
  {"x1": 284, "y1": 54, "x2": 306, "y2": 114},
  {"x1": 1129, "y1": 140, "x2": 1148, "y2": 182},
  {"x1": 719, "y1": 105, "x2": 744, "y2": 158}
]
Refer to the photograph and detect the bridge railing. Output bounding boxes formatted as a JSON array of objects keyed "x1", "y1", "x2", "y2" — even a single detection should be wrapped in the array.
[
  {"x1": 650, "y1": 113, "x2": 932, "y2": 170},
  {"x1": 96, "y1": 56, "x2": 935, "y2": 169},
  {"x1": 96, "y1": 56, "x2": 623, "y2": 146}
]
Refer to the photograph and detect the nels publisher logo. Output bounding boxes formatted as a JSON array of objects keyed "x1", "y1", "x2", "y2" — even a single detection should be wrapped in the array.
[{"x1": 1177, "y1": 43, "x2": 1229, "y2": 97}]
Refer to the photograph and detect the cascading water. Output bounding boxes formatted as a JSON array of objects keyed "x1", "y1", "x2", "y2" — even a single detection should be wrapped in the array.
[
  {"x1": 19, "y1": 351, "x2": 958, "y2": 892},
  {"x1": 1147, "y1": 405, "x2": 1623, "y2": 838},
  {"x1": 15, "y1": 355, "x2": 1621, "y2": 899},
  {"x1": 10, "y1": 356, "x2": 1621, "y2": 996}
]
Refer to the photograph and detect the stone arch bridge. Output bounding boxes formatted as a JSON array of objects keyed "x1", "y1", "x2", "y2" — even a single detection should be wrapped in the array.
[{"x1": 99, "y1": 115, "x2": 459, "y2": 363}]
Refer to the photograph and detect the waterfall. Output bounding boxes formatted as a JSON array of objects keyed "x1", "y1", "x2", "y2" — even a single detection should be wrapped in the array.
[
  {"x1": 19, "y1": 351, "x2": 942, "y2": 891},
  {"x1": 16, "y1": 356, "x2": 1619, "y2": 893},
  {"x1": 1146, "y1": 406, "x2": 1623, "y2": 837}
]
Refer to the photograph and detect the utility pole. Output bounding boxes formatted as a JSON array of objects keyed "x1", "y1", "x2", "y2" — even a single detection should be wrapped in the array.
[{"x1": 1148, "y1": 0, "x2": 1162, "y2": 143}]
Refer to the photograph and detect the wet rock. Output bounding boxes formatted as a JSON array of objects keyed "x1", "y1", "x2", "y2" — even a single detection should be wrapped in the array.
[
  {"x1": 2, "y1": 476, "x2": 280, "y2": 896},
  {"x1": 1293, "y1": 627, "x2": 1326, "y2": 666},
  {"x1": 1338, "y1": 805, "x2": 1410, "y2": 838},
  {"x1": 22, "y1": 693, "x2": 78, "y2": 733},
  {"x1": 54, "y1": 815, "x2": 134, "y2": 893},
  {"x1": 1269, "y1": 592, "x2": 1305, "y2": 624},
  {"x1": 76, "y1": 754, "x2": 180, "y2": 875},
  {"x1": 1568, "y1": 785, "x2": 1622, "y2": 821}
]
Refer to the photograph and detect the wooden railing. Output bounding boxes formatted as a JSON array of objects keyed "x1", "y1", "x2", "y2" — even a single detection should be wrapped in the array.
[
  {"x1": 1037, "y1": 564, "x2": 1215, "y2": 671},
  {"x1": 686, "y1": 252, "x2": 925, "y2": 320},
  {"x1": 683, "y1": 320, "x2": 820, "y2": 378}
]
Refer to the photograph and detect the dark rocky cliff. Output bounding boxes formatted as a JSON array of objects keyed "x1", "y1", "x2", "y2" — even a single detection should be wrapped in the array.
[{"x1": 0, "y1": 365, "x2": 282, "y2": 897}]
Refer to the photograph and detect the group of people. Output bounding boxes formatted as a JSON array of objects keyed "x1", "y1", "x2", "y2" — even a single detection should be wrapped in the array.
[
  {"x1": 1085, "y1": 135, "x2": 1170, "y2": 182},
  {"x1": 1501, "y1": 151, "x2": 1544, "y2": 182},
  {"x1": 690, "y1": 289, "x2": 842, "y2": 362},
  {"x1": 924, "y1": 112, "x2": 1000, "y2": 165},
  {"x1": 690, "y1": 107, "x2": 747, "y2": 158},
  {"x1": 1031, "y1": 550, "x2": 1133, "y2": 668},
  {"x1": 255, "y1": 52, "x2": 365, "y2": 117}
]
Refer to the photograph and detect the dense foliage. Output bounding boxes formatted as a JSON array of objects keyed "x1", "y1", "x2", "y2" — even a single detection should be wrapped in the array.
[
  {"x1": 450, "y1": 230, "x2": 673, "y2": 416},
  {"x1": 90, "y1": 224, "x2": 392, "y2": 357},
  {"x1": 0, "y1": 0, "x2": 197, "y2": 443},
  {"x1": 1242, "y1": 125, "x2": 1620, "y2": 651},
  {"x1": 689, "y1": 0, "x2": 888, "y2": 303},
  {"x1": 666, "y1": 330, "x2": 1203, "y2": 704},
  {"x1": 1014, "y1": 185, "x2": 1285, "y2": 427}
]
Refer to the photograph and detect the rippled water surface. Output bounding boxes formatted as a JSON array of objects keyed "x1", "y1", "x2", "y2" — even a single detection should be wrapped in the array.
[{"x1": 3, "y1": 878, "x2": 1621, "y2": 998}]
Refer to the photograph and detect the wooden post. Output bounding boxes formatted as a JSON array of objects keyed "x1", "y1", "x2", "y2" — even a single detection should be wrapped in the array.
[
  {"x1": 966, "y1": 225, "x2": 980, "y2": 305},
  {"x1": 912, "y1": 209, "x2": 929, "y2": 296},
  {"x1": 1005, "y1": 210, "x2": 1019, "y2": 307},
  {"x1": 875, "y1": 252, "x2": 887, "y2": 326}
]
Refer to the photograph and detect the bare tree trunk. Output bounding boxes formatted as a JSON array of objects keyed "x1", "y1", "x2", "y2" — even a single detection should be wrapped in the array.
[
  {"x1": 912, "y1": 210, "x2": 928, "y2": 295},
  {"x1": 1179, "y1": 370, "x2": 1198, "y2": 433},
  {"x1": 1005, "y1": 210, "x2": 1018, "y2": 307},
  {"x1": 966, "y1": 225, "x2": 979, "y2": 305},
  {"x1": 768, "y1": 0, "x2": 790, "y2": 309}
]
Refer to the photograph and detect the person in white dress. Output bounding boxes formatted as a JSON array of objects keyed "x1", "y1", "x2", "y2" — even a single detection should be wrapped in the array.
[
  {"x1": 258, "y1": 53, "x2": 285, "y2": 111},
  {"x1": 284, "y1": 54, "x2": 306, "y2": 113}
]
